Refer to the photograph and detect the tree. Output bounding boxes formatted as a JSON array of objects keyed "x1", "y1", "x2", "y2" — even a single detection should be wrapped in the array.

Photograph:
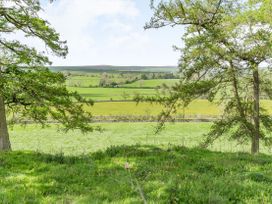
[
  {"x1": 144, "y1": 0, "x2": 272, "y2": 154},
  {"x1": 0, "y1": 0, "x2": 94, "y2": 151}
]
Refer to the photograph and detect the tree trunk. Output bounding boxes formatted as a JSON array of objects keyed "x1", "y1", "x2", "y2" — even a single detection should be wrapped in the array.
[
  {"x1": 252, "y1": 69, "x2": 260, "y2": 154},
  {"x1": 0, "y1": 95, "x2": 11, "y2": 151}
]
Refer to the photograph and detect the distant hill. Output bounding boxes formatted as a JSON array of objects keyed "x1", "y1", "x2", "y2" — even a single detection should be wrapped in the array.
[{"x1": 50, "y1": 65, "x2": 178, "y2": 73}]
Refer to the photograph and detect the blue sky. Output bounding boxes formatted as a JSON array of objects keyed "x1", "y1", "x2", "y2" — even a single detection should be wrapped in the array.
[{"x1": 40, "y1": 0, "x2": 183, "y2": 66}]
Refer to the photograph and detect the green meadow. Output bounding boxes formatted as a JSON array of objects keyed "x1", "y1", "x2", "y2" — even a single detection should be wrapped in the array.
[
  {"x1": 68, "y1": 87, "x2": 158, "y2": 101},
  {"x1": 9, "y1": 123, "x2": 272, "y2": 155},
  {"x1": 1, "y1": 123, "x2": 272, "y2": 203}
]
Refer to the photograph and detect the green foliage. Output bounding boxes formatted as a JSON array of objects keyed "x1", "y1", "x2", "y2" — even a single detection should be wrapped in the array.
[
  {"x1": 1, "y1": 146, "x2": 272, "y2": 203},
  {"x1": 146, "y1": 0, "x2": 272, "y2": 152},
  {"x1": 0, "y1": 0, "x2": 93, "y2": 132},
  {"x1": 121, "y1": 79, "x2": 180, "y2": 88}
]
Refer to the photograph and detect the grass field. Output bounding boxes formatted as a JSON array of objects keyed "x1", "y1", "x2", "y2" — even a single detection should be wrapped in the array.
[
  {"x1": 87, "y1": 100, "x2": 220, "y2": 117},
  {"x1": 2, "y1": 123, "x2": 272, "y2": 203},
  {"x1": 68, "y1": 87, "x2": 158, "y2": 101},
  {"x1": 9, "y1": 123, "x2": 272, "y2": 155},
  {"x1": 84, "y1": 100, "x2": 272, "y2": 118}
]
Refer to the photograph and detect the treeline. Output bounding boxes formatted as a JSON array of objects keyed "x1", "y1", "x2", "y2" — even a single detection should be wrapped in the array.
[{"x1": 99, "y1": 72, "x2": 178, "y2": 88}]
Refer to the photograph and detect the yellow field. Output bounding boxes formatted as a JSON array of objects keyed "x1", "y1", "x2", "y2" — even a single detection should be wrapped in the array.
[{"x1": 84, "y1": 100, "x2": 272, "y2": 117}]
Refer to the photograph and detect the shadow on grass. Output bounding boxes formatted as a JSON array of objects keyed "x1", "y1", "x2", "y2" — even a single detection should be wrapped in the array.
[{"x1": 0, "y1": 145, "x2": 272, "y2": 203}]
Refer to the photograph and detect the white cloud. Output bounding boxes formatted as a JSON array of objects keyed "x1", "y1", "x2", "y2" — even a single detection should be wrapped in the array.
[
  {"x1": 42, "y1": 0, "x2": 146, "y2": 65},
  {"x1": 10, "y1": 0, "x2": 181, "y2": 66}
]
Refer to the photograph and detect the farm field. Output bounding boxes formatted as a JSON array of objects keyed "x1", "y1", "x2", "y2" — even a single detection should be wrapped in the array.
[
  {"x1": 64, "y1": 73, "x2": 272, "y2": 120},
  {"x1": 68, "y1": 87, "x2": 158, "y2": 101},
  {"x1": 86, "y1": 100, "x2": 272, "y2": 118},
  {"x1": 87, "y1": 100, "x2": 220, "y2": 117}
]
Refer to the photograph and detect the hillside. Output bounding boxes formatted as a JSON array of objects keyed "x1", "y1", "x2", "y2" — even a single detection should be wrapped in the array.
[{"x1": 50, "y1": 65, "x2": 178, "y2": 73}]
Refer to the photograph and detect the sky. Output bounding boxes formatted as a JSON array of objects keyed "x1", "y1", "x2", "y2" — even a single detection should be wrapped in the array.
[{"x1": 39, "y1": 0, "x2": 183, "y2": 66}]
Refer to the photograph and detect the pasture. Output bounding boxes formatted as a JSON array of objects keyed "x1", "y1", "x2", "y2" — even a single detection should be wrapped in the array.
[
  {"x1": 67, "y1": 87, "x2": 158, "y2": 101},
  {"x1": 9, "y1": 123, "x2": 272, "y2": 155}
]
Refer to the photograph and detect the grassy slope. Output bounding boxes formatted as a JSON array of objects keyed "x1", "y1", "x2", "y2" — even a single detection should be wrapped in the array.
[{"x1": 1, "y1": 146, "x2": 272, "y2": 203}]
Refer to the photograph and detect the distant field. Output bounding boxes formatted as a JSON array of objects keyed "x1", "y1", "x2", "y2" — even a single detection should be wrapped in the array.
[
  {"x1": 51, "y1": 65, "x2": 178, "y2": 73},
  {"x1": 85, "y1": 100, "x2": 272, "y2": 118},
  {"x1": 66, "y1": 75, "x2": 100, "y2": 87},
  {"x1": 86, "y1": 100, "x2": 221, "y2": 117},
  {"x1": 66, "y1": 74, "x2": 179, "y2": 88},
  {"x1": 62, "y1": 71, "x2": 272, "y2": 119},
  {"x1": 121, "y1": 79, "x2": 180, "y2": 88},
  {"x1": 68, "y1": 87, "x2": 158, "y2": 101}
]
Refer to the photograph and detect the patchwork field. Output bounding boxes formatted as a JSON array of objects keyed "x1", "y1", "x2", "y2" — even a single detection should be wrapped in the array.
[{"x1": 64, "y1": 72, "x2": 272, "y2": 120}]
